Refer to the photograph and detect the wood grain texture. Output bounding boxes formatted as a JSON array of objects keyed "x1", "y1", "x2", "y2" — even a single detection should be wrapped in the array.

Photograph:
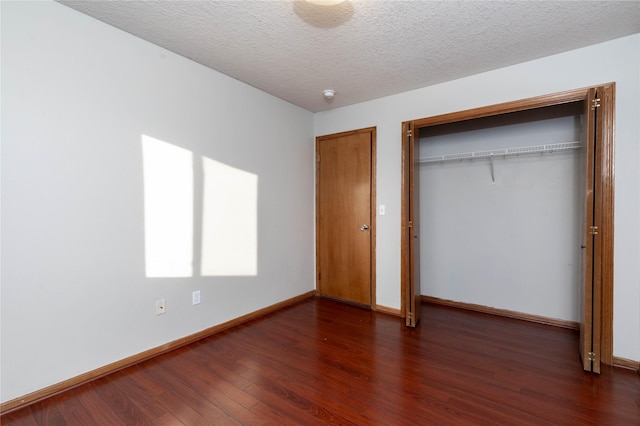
[
  {"x1": 375, "y1": 304, "x2": 402, "y2": 317},
  {"x1": 613, "y1": 356, "x2": 640, "y2": 372},
  {"x1": 316, "y1": 128, "x2": 374, "y2": 306},
  {"x1": 411, "y1": 86, "x2": 591, "y2": 128},
  {"x1": 3, "y1": 298, "x2": 639, "y2": 425},
  {"x1": 408, "y1": 122, "x2": 421, "y2": 327},
  {"x1": 0, "y1": 291, "x2": 315, "y2": 415},
  {"x1": 598, "y1": 83, "x2": 615, "y2": 366},
  {"x1": 422, "y1": 295, "x2": 579, "y2": 330},
  {"x1": 400, "y1": 121, "x2": 411, "y2": 320},
  {"x1": 581, "y1": 87, "x2": 598, "y2": 372}
]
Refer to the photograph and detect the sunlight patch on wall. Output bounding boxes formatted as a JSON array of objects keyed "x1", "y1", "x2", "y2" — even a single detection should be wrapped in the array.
[
  {"x1": 201, "y1": 157, "x2": 258, "y2": 276},
  {"x1": 142, "y1": 135, "x2": 194, "y2": 277},
  {"x1": 142, "y1": 135, "x2": 258, "y2": 278}
]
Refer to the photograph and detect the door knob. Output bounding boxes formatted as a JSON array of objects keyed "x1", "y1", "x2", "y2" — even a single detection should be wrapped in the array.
[{"x1": 360, "y1": 224, "x2": 369, "y2": 231}]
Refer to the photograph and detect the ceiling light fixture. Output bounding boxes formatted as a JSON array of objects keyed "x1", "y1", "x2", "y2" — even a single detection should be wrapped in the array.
[
  {"x1": 323, "y1": 89, "x2": 336, "y2": 99},
  {"x1": 305, "y1": 0, "x2": 347, "y2": 6}
]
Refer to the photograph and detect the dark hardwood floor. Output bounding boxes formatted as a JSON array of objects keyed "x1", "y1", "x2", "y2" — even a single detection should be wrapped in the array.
[{"x1": 3, "y1": 297, "x2": 639, "y2": 425}]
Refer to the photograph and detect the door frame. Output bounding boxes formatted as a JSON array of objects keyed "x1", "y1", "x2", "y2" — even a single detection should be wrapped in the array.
[
  {"x1": 400, "y1": 84, "x2": 615, "y2": 365},
  {"x1": 316, "y1": 127, "x2": 377, "y2": 308}
]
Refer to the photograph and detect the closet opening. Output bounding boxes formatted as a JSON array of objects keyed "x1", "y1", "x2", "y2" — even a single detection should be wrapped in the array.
[{"x1": 401, "y1": 85, "x2": 615, "y2": 373}]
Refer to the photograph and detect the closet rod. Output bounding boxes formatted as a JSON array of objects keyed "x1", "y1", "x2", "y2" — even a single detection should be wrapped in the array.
[{"x1": 418, "y1": 141, "x2": 581, "y2": 165}]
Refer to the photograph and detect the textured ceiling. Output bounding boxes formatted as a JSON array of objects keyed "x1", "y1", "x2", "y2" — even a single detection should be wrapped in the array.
[{"x1": 58, "y1": 0, "x2": 640, "y2": 112}]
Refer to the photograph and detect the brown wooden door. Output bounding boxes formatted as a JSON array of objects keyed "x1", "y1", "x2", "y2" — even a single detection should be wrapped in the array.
[
  {"x1": 580, "y1": 87, "x2": 604, "y2": 373},
  {"x1": 316, "y1": 128, "x2": 374, "y2": 306},
  {"x1": 403, "y1": 123, "x2": 421, "y2": 327}
]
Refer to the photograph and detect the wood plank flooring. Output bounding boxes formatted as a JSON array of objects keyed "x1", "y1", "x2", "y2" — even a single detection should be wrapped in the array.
[{"x1": 3, "y1": 297, "x2": 639, "y2": 425}]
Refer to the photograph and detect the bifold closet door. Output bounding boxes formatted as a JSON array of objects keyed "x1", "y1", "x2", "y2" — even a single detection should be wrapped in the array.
[
  {"x1": 402, "y1": 122, "x2": 421, "y2": 327},
  {"x1": 579, "y1": 86, "x2": 609, "y2": 374},
  {"x1": 401, "y1": 84, "x2": 615, "y2": 369}
]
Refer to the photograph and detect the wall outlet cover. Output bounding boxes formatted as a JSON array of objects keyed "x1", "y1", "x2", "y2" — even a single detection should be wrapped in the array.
[{"x1": 155, "y1": 299, "x2": 166, "y2": 315}]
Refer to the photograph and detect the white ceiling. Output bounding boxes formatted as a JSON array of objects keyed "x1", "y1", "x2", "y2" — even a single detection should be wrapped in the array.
[{"x1": 58, "y1": 0, "x2": 640, "y2": 112}]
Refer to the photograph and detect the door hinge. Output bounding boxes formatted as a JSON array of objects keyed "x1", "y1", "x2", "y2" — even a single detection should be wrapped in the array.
[
  {"x1": 407, "y1": 129, "x2": 412, "y2": 137},
  {"x1": 408, "y1": 312, "x2": 414, "y2": 320},
  {"x1": 317, "y1": 154, "x2": 320, "y2": 163},
  {"x1": 591, "y1": 98, "x2": 601, "y2": 110},
  {"x1": 590, "y1": 225, "x2": 599, "y2": 235},
  {"x1": 408, "y1": 221, "x2": 413, "y2": 228},
  {"x1": 588, "y1": 351, "x2": 597, "y2": 361}
]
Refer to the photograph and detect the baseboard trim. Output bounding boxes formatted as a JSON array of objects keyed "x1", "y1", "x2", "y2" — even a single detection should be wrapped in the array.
[
  {"x1": 375, "y1": 305, "x2": 402, "y2": 317},
  {"x1": 422, "y1": 295, "x2": 580, "y2": 330},
  {"x1": 0, "y1": 291, "x2": 316, "y2": 415},
  {"x1": 612, "y1": 356, "x2": 640, "y2": 372}
]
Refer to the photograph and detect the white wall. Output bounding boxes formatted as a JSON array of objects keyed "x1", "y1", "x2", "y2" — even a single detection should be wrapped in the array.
[
  {"x1": 315, "y1": 34, "x2": 640, "y2": 362},
  {"x1": 2, "y1": 2, "x2": 638, "y2": 406},
  {"x1": 1, "y1": 1, "x2": 314, "y2": 403},
  {"x1": 419, "y1": 114, "x2": 583, "y2": 321}
]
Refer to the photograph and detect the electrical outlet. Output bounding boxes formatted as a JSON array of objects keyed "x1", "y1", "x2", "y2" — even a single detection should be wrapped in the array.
[
  {"x1": 155, "y1": 299, "x2": 166, "y2": 315},
  {"x1": 192, "y1": 290, "x2": 201, "y2": 305}
]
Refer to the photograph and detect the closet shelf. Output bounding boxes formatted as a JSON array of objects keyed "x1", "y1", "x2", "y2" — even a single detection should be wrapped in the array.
[{"x1": 418, "y1": 141, "x2": 582, "y2": 165}]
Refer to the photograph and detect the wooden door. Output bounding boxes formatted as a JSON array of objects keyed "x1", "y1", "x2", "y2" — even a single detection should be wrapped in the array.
[
  {"x1": 580, "y1": 87, "x2": 609, "y2": 373},
  {"x1": 316, "y1": 128, "x2": 375, "y2": 307},
  {"x1": 402, "y1": 122, "x2": 421, "y2": 327}
]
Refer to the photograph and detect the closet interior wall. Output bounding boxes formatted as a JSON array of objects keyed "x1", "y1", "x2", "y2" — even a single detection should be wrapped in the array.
[{"x1": 419, "y1": 103, "x2": 584, "y2": 322}]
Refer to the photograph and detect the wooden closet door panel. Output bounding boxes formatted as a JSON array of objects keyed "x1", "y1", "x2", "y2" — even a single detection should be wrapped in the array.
[{"x1": 579, "y1": 87, "x2": 601, "y2": 373}]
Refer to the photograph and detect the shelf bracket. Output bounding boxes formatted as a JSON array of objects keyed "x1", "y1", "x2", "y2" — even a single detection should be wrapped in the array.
[{"x1": 489, "y1": 153, "x2": 495, "y2": 184}]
